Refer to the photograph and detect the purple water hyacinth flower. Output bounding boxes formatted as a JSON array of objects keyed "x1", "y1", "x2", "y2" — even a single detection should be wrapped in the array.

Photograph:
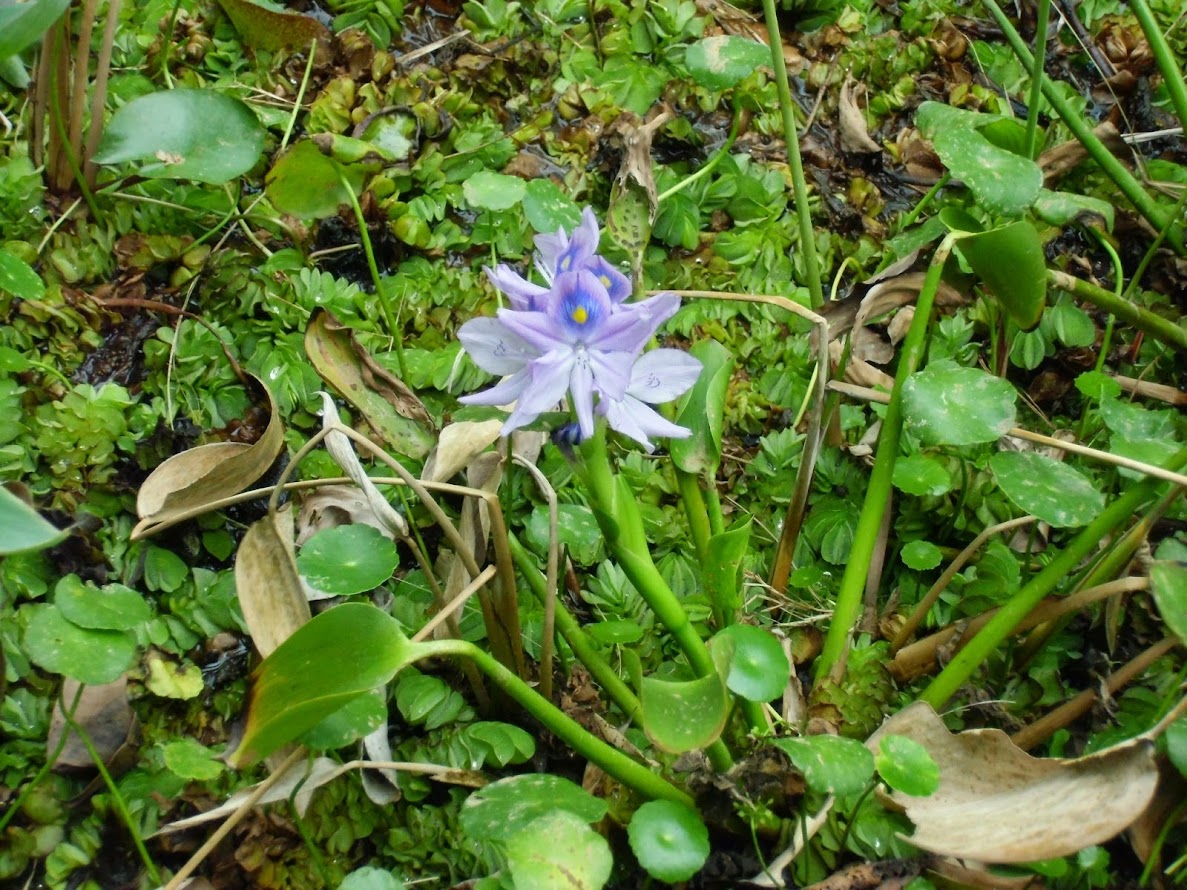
[
  {"x1": 482, "y1": 207, "x2": 631, "y2": 311},
  {"x1": 599, "y1": 349, "x2": 703, "y2": 452},
  {"x1": 459, "y1": 269, "x2": 683, "y2": 439}
]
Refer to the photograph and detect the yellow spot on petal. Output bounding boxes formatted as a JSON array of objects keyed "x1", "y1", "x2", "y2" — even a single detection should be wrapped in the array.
[
  {"x1": 572, "y1": 306, "x2": 588, "y2": 324},
  {"x1": 599, "y1": 274, "x2": 612, "y2": 287}
]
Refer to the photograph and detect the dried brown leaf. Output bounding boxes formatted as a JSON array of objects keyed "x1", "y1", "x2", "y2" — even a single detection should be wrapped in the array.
[
  {"x1": 235, "y1": 505, "x2": 310, "y2": 657},
  {"x1": 48, "y1": 677, "x2": 137, "y2": 770},
  {"x1": 839, "y1": 75, "x2": 882, "y2": 154},
  {"x1": 134, "y1": 375, "x2": 284, "y2": 538},
  {"x1": 869, "y1": 702, "x2": 1159, "y2": 863},
  {"x1": 422, "y1": 419, "x2": 504, "y2": 484}
]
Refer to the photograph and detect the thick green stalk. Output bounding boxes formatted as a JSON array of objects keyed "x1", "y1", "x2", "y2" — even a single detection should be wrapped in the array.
[
  {"x1": 982, "y1": 0, "x2": 1185, "y2": 254},
  {"x1": 815, "y1": 238, "x2": 952, "y2": 679},
  {"x1": 421, "y1": 638, "x2": 694, "y2": 806},
  {"x1": 1023, "y1": 0, "x2": 1051, "y2": 158},
  {"x1": 508, "y1": 532, "x2": 644, "y2": 724},
  {"x1": 1129, "y1": 0, "x2": 1187, "y2": 131},
  {"x1": 1048, "y1": 269, "x2": 1187, "y2": 351},
  {"x1": 760, "y1": 0, "x2": 824, "y2": 308},
  {"x1": 677, "y1": 469, "x2": 712, "y2": 563},
  {"x1": 577, "y1": 428, "x2": 736, "y2": 768},
  {"x1": 921, "y1": 448, "x2": 1187, "y2": 708}
]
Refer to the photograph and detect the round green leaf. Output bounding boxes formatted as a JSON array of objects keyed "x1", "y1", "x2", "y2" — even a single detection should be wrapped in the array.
[
  {"x1": 525, "y1": 503, "x2": 602, "y2": 565},
  {"x1": 0, "y1": 485, "x2": 65, "y2": 554},
  {"x1": 161, "y1": 737, "x2": 225, "y2": 781},
  {"x1": 460, "y1": 774, "x2": 608, "y2": 843},
  {"x1": 642, "y1": 671, "x2": 730, "y2": 753},
  {"x1": 892, "y1": 453, "x2": 953, "y2": 497},
  {"x1": 298, "y1": 524, "x2": 399, "y2": 595},
  {"x1": 23, "y1": 604, "x2": 137, "y2": 685},
  {"x1": 266, "y1": 140, "x2": 367, "y2": 219},
  {"x1": 55, "y1": 576, "x2": 151, "y2": 629},
  {"x1": 628, "y1": 800, "x2": 710, "y2": 884},
  {"x1": 990, "y1": 452, "x2": 1104, "y2": 528},
  {"x1": 0, "y1": 251, "x2": 46, "y2": 301},
  {"x1": 773, "y1": 735, "x2": 875, "y2": 796},
  {"x1": 93, "y1": 89, "x2": 265, "y2": 184},
  {"x1": 523, "y1": 179, "x2": 582, "y2": 234},
  {"x1": 712, "y1": 624, "x2": 790, "y2": 702},
  {"x1": 506, "y1": 810, "x2": 612, "y2": 890},
  {"x1": 876, "y1": 733, "x2": 940, "y2": 797},
  {"x1": 463, "y1": 170, "x2": 526, "y2": 211},
  {"x1": 340, "y1": 867, "x2": 406, "y2": 890},
  {"x1": 586, "y1": 619, "x2": 645, "y2": 645},
  {"x1": 901, "y1": 540, "x2": 942, "y2": 571},
  {"x1": 685, "y1": 36, "x2": 770, "y2": 91},
  {"x1": 1075, "y1": 370, "x2": 1121, "y2": 401},
  {"x1": 903, "y1": 361, "x2": 1016, "y2": 446},
  {"x1": 944, "y1": 216, "x2": 1047, "y2": 330},
  {"x1": 1149, "y1": 561, "x2": 1187, "y2": 646}
]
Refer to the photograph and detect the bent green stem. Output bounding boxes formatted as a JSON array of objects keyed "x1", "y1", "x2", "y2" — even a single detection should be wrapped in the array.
[
  {"x1": 657, "y1": 97, "x2": 743, "y2": 204},
  {"x1": 1023, "y1": 0, "x2": 1051, "y2": 159},
  {"x1": 420, "y1": 638, "x2": 694, "y2": 806},
  {"x1": 1048, "y1": 269, "x2": 1187, "y2": 351},
  {"x1": 815, "y1": 236, "x2": 952, "y2": 680},
  {"x1": 1129, "y1": 0, "x2": 1187, "y2": 131},
  {"x1": 761, "y1": 0, "x2": 824, "y2": 308},
  {"x1": 920, "y1": 447, "x2": 1187, "y2": 708}
]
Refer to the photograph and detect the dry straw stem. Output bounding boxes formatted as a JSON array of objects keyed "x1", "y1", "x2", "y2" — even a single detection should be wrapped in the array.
[
  {"x1": 829, "y1": 380, "x2": 1187, "y2": 489},
  {"x1": 1011, "y1": 636, "x2": 1179, "y2": 751},
  {"x1": 654, "y1": 289, "x2": 831, "y2": 595},
  {"x1": 512, "y1": 456, "x2": 560, "y2": 702},
  {"x1": 892, "y1": 576, "x2": 1149, "y2": 682}
]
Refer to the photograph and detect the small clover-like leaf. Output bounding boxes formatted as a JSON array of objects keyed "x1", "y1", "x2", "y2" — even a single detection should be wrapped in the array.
[
  {"x1": 628, "y1": 800, "x2": 710, "y2": 884},
  {"x1": 23, "y1": 604, "x2": 137, "y2": 685},
  {"x1": 463, "y1": 170, "x2": 526, "y2": 211},
  {"x1": 901, "y1": 540, "x2": 942, "y2": 571},
  {"x1": 774, "y1": 735, "x2": 875, "y2": 796},
  {"x1": 712, "y1": 624, "x2": 789, "y2": 702}
]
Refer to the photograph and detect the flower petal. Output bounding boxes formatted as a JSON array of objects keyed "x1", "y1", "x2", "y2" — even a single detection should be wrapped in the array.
[
  {"x1": 586, "y1": 293, "x2": 681, "y2": 355},
  {"x1": 586, "y1": 348, "x2": 633, "y2": 402},
  {"x1": 497, "y1": 307, "x2": 574, "y2": 353},
  {"x1": 501, "y1": 351, "x2": 575, "y2": 433},
  {"x1": 457, "y1": 367, "x2": 531, "y2": 406},
  {"x1": 569, "y1": 358, "x2": 596, "y2": 439},
  {"x1": 459, "y1": 317, "x2": 538, "y2": 375},
  {"x1": 485, "y1": 264, "x2": 548, "y2": 311},
  {"x1": 625, "y1": 349, "x2": 703, "y2": 403},
  {"x1": 550, "y1": 269, "x2": 612, "y2": 340},
  {"x1": 585, "y1": 255, "x2": 632, "y2": 304},
  {"x1": 602, "y1": 395, "x2": 693, "y2": 452}
]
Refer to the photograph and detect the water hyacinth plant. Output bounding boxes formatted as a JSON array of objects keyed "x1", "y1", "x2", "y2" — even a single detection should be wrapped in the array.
[{"x1": 459, "y1": 210, "x2": 702, "y2": 450}]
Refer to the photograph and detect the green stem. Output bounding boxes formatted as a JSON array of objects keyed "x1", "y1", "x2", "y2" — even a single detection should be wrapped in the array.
[
  {"x1": 920, "y1": 448, "x2": 1187, "y2": 708},
  {"x1": 657, "y1": 97, "x2": 743, "y2": 203},
  {"x1": 1129, "y1": 0, "x2": 1187, "y2": 131},
  {"x1": 706, "y1": 481, "x2": 725, "y2": 538},
  {"x1": 421, "y1": 639, "x2": 694, "y2": 805},
  {"x1": 577, "y1": 427, "x2": 736, "y2": 767},
  {"x1": 815, "y1": 237, "x2": 951, "y2": 679},
  {"x1": 760, "y1": 0, "x2": 824, "y2": 308},
  {"x1": 895, "y1": 172, "x2": 949, "y2": 234},
  {"x1": 337, "y1": 168, "x2": 408, "y2": 377},
  {"x1": 1048, "y1": 269, "x2": 1187, "y2": 351},
  {"x1": 508, "y1": 532, "x2": 644, "y2": 724},
  {"x1": 982, "y1": 0, "x2": 1185, "y2": 254},
  {"x1": 1023, "y1": 0, "x2": 1051, "y2": 158},
  {"x1": 677, "y1": 469, "x2": 712, "y2": 563}
]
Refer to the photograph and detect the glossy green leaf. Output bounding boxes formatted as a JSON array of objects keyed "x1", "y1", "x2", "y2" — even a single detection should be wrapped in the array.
[
  {"x1": 0, "y1": 251, "x2": 45, "y2": 300},
  {"x1": 460, "y1": 774, "x2": 608, "y2": 843},
  {"x1": 339, "y1": 867, "x2": 406, "y2": 890},
  {"x1": 990, "y1": 452, "x2": 1104, "y2": 527},
  {"x1": 876, "y1": 733, "x2": 940, "y2": 797},
  {"x1": 230, "y1": 603, "x2": 415, "y2": 767},
  {"x1": 0, "y1": 0, "x2": 71, "y2": 56},
  {"x1": 711, "y1": 624, "x2": 789, "y2": 702},
  {"x1": 628, "y1": 800, "x2": 710, "y2": 883},
  {"x1": 903, "y1": 361, "x2": 1017, "y2": 446},
  {"x1": 705, "y1": 518, "x2": 751, "y2": 623},
  {"x1": 55, "y1": 576, "x2": 152, "y2": 629},
  {"x1": 506, "y1": 809, "x2": 613, "y2": 890},
  {"x1": 1033, "y1": 190, "x2": 1114, "y2": 231},
  {"x1": 918, "y1": 102, "x2": 1043, "y2": 217},
  {"x1": 298, "y1": 524, "x2": 399, "y2": 595},
  {"x1": 685, "y1": 36, "x2": 769, "y2": 91},
  {"x1": 300, "y1": 687, "x2": 387, "y2": 750},
  {"x1": 215, "y1": 0, "x2": 329, "y2": 51},
  {"x1": 23, "y1": 604, "x2": 137, "y2": 685},
  {"x1": 93, "y1": 90, "x2": 265, "y2": 184},
  {"x1": 773, "y1": 735, "x2": 875, "y2": 796},
  {"x1": 671, "y1": 340, "x2": 733, "y2": 475},
  {"x1": 901, "y1": 540, "x2": 942, "y2": 570},
  {"x1": 266, "y1": 140, "x2": 367, "y2": 219},
  {"x1": 892, "y1": 454, "x2": 953, "y2": 497},
  {"x1": 525, "y1": 502, "x2": 602, "y2": 565},
  {"x1": 0, "y1": 485, "x2": 66, "y2": 554},
  {"x1": 1166, "y1": 717, "x2": 1187, "y2": 779},
  {"x1": 641, "y1": 670, "x2": 729, "y2": 752},
  {"x1": 586, "y1": 620, "x2": 644, "y2": 645},
  {"x1": 942, "y1": 212, "x2": 1047, "y2": 330},
  {"x1": 1149, "y1": 562, "x2": 1187, "y2": 645},
  {"x1": 523, "y1": 179, "x2": 582, "y2": 235},
  {"x1": 463, "y1": 170, "x2": 525, "y2": 211}
]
